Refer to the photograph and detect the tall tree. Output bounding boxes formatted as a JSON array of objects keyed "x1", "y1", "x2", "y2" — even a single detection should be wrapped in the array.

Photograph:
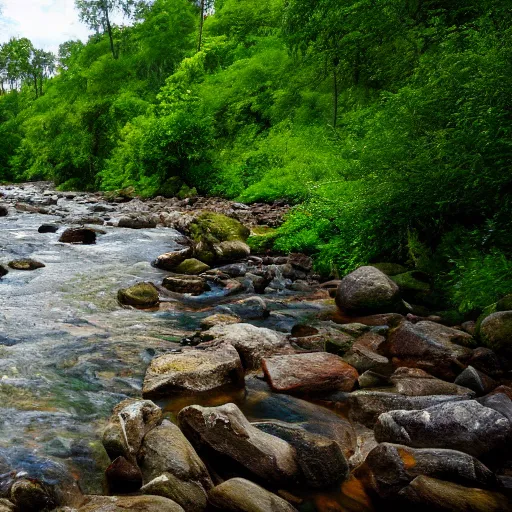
[{"x1": 75, "y1": 0, "x2": 139, "y2": 59}]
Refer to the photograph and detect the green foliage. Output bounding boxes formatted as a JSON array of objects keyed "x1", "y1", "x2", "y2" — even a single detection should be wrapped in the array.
[{"x1": 1, "y1": 0, "x2": 512, "y2": 314}]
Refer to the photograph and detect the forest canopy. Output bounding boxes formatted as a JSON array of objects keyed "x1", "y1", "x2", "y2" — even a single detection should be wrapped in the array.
[{"x1": 0, "y1": 0, "x2": 511, "y2": 315}]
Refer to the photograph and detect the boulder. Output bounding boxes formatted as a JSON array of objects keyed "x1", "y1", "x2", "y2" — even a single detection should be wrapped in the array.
[
  {"x1": 390, "y1": 271, "x2": 431, "y2": 301},
  {"x1": 391, "y1": 367, "x2": 474, "y2": 397},
  {"x1": 374, "y1": 400, "x2": 512, "y2": 458},
  {"x1": 38, "y1": 224, "x2": 59, "y2": 233},
  {"x1": 342, "y1": 345, "x2": 391, "y2": 374},
  {"x1": 333, "y1": 391, "x2": 470, "y2": 428},
  {"x1": 105, "y1": 457, "x2": 142, "y2": 494},
  {"x1": 203, "y1": 324, "x2": 293, "y2": 370},
  {"x1": 142, "y1": 343, "x2": 244, "y2": 398},
  {"x1": 141, "y1": 473, "x2": 208, "y2": 512},
  {"x1": 10, "y1": 479, "x2": 57, "y2": 512},
  {"x1": 178, "y1": 403, "x2": 299, "y2": 487},
  {"x1": 359, "y1": 443, "x2": 499, "y2": 499},
  {"x1": 335, "y1": 266, "x2": 401, "y2": 315},
  {"x1": 213, "y1": 241, "x2": 251, "y2": 262},
  {"x1": 207, "y1": 479, "x2": 297, "y2": 512},
  {"x1": 118, "y1": 217, "x2": 157, "y2": 229},
  {"x1": 173, "y1": 259, "x2": 210, "y2": 275},
  {"x1": 7, "y1": 259, "x2": 45, "y2": 271},
  {"x1": 59, "y1": 228, "x2": 97, "y2": 244},
  {"x1": 381, "y1": 321, "x2": 473, "y2": 379},
  {"x1": 454, "y1": 366, "x2": 497, "y2": 395},
  {"x1": 153, "y1": 248, "x2": 193, "y2": 271},
  {"x1": 480, "y1": 311, "x2": 512, "y2": 352},
  {"x1": 162, "y1": 274, "x2": 210, "y2": 295},
  {"x1": 262, "y1": 353, "x2": 358, "y2": 395},
  {"x1": 102, "y1": 399, "x2": 162, "y2": 462},
  {"x1": 117, "y1": 282, "x2": 159, "y2": 308},
  {"x1": 138, "y1": 421, "x2": 212, "y2": 511},
  {"x1": 398, "y1": 476, "x2": 511, "y2": 512},
  {"x1": 0, "y1": 205, "x2": 8, "y2": 217},
  {"x1": 254, "y1": 421, "x2": 349, "y2": 488},
  {"x1": 77, "y1": 495, "x2": 184, "y2": 512}
]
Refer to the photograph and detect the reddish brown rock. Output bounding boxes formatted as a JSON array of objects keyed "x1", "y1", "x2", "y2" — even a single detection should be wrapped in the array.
[
  {"x1": 59, "y1": 228, "x2": 97, "y2": 244},
  {"x1": 262, "y1": 353, "x2": 358, "y2": 395}
]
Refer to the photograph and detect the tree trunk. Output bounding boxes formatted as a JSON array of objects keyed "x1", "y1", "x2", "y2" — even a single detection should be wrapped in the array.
[
  {"x1": 104, "y1": 7, "x2": 117, "y2": 59},
  {"x1": 197, "y1": 0, "x2": 205, "y2": 53}
]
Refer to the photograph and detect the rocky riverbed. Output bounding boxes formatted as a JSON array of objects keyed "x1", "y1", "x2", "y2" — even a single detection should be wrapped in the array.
[{"x1": 0, "y1": 182, "x2": 511, "y2": 511}]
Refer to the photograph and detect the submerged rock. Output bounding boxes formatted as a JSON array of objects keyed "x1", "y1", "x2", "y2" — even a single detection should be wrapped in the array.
[
  {"x1": 162, "y1": 274, "x2": 210, "y2": 295},
  {"x1": 142, "y1": 343, "x2": 244, "y2": 398},
  {"x1": 8, "y1": 259, "x2": 45, "y2": 271},
  {"x1": 335, "y1": 266, "x2": 401, "y2": 315},
  {"x1": 59, "y1": 228, "x2": 97, "y2": 244},
  {"x1": 263, "y1": 353, "x2": 358, "y2": 395},
  {"x1": 117, "y1": 282, "x2": 159, "y2": 308},
  {"x1": 207, "y1": 478, "x2": 297, "y2": 512},
  {"x1": 178, "y1": 403, "x2": 299, "y2": 487}
]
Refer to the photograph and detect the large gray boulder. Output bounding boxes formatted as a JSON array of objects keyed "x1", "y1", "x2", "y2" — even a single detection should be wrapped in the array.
[
  {"x1": 178, "y1": 403, "x2": 299, "y2": 487},
  {"x1": 374, "y1": 400, "x2": 512, "y2": 458},
  {"x1": 335, "y1": 266, "x2": 401, "y2": 315},
  {"x1": 138, "y1": 421, "x2": 212, "y2": 512},
  {"x1": 359, "y1": 443, "x2": 499, "y2": 499},
  {"x1": 102, "y1": 399, "x2": 162, "y2": 462},
  {"x1": 332, "y1": 390, "x2": 471, "y2": 428},
  {"x1": 142, "y1": 343, "x2": 244, "y2": 398},
  {"x1": 207, "y1": 479, "x2": 297, "y2": 512}
]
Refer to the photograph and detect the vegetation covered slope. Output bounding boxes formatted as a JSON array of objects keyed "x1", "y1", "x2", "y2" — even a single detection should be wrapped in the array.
[{"x1": 0, "y1": 0, "x2": 511, "y2": 314}]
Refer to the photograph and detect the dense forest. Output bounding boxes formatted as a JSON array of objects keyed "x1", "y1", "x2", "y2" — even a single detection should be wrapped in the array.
[{"x1": 0, "y1": 0, "x2": 511, "y2": 317}]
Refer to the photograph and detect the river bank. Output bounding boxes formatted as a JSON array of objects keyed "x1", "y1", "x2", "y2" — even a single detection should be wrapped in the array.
[{"x1": 0, "y1": 183, "x2": 511, "y2": 512}]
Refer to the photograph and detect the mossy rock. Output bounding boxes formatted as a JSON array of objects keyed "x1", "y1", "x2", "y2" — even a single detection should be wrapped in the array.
[
  {"x1": 496, "y1": 294, "x2": 512, "y2": 312},
  {"x1": 174, "y1": 258, "x2": 210, "y2": 275},
  {"x1": 371, "y1": 263, "x2": 408, "y2": 276},
  {"x1": 8, "y1": 259, "x2": 45, "y2": 271},
  {"x1": 247, "y1": 227, "x2": 278, "y2": 254},
  {"x1": 391, "y1": 271, "x2": 430, "y2": 292},
  {"x1": 190, "y1": 212, "x2": 250, "y2": 245},
  {"x1": 118, "y1": 282, "x2": 159, "y2": 308},
  {"x1": 479, "y1": 311, "x2": 512, "y2": 352}
]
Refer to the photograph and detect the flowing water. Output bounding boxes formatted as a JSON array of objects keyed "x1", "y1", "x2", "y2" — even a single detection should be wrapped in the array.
[{"x1": 0, "y1": 184, "x2": 374, "y2": 511}]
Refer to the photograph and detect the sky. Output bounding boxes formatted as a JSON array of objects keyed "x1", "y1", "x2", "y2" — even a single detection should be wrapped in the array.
[{"x1": 0, "y1": 0, "x2": 92, "y2": 53}]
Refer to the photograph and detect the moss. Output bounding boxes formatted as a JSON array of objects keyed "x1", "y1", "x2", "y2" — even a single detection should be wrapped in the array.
[
  {"x1": 118, "y1": 282, "x2": 159, "y2": 308},
  {"x1": 247, "y1": 227, "x2": 278, "y2": 254},
  {"x1": 371, "y1": 263, "x2": 408, "y2": 276},
  {"x1": 174, "y1": 258, "x2": 210, "y2": 275},
  {"x1": 391, "y1": 271, "x2": 430, "y2": 292},
  {"x1": 190, "y1": 212, "x2": 250, "y2": 245}
]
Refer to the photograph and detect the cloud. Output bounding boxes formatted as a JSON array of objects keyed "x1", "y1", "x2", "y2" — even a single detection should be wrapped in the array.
[{"x1": 0, "y1": 0, "x2": 91, "y2": 53}]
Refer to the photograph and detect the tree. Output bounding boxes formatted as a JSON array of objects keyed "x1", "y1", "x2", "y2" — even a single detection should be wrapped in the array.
[{"x1": 75, "y1": 0, "x2": 140, "y2": 59}]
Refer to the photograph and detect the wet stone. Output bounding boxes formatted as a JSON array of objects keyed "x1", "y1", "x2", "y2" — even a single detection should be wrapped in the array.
[{"x1": 105, "y1": 457, "x2": 142, "y2": 494}]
